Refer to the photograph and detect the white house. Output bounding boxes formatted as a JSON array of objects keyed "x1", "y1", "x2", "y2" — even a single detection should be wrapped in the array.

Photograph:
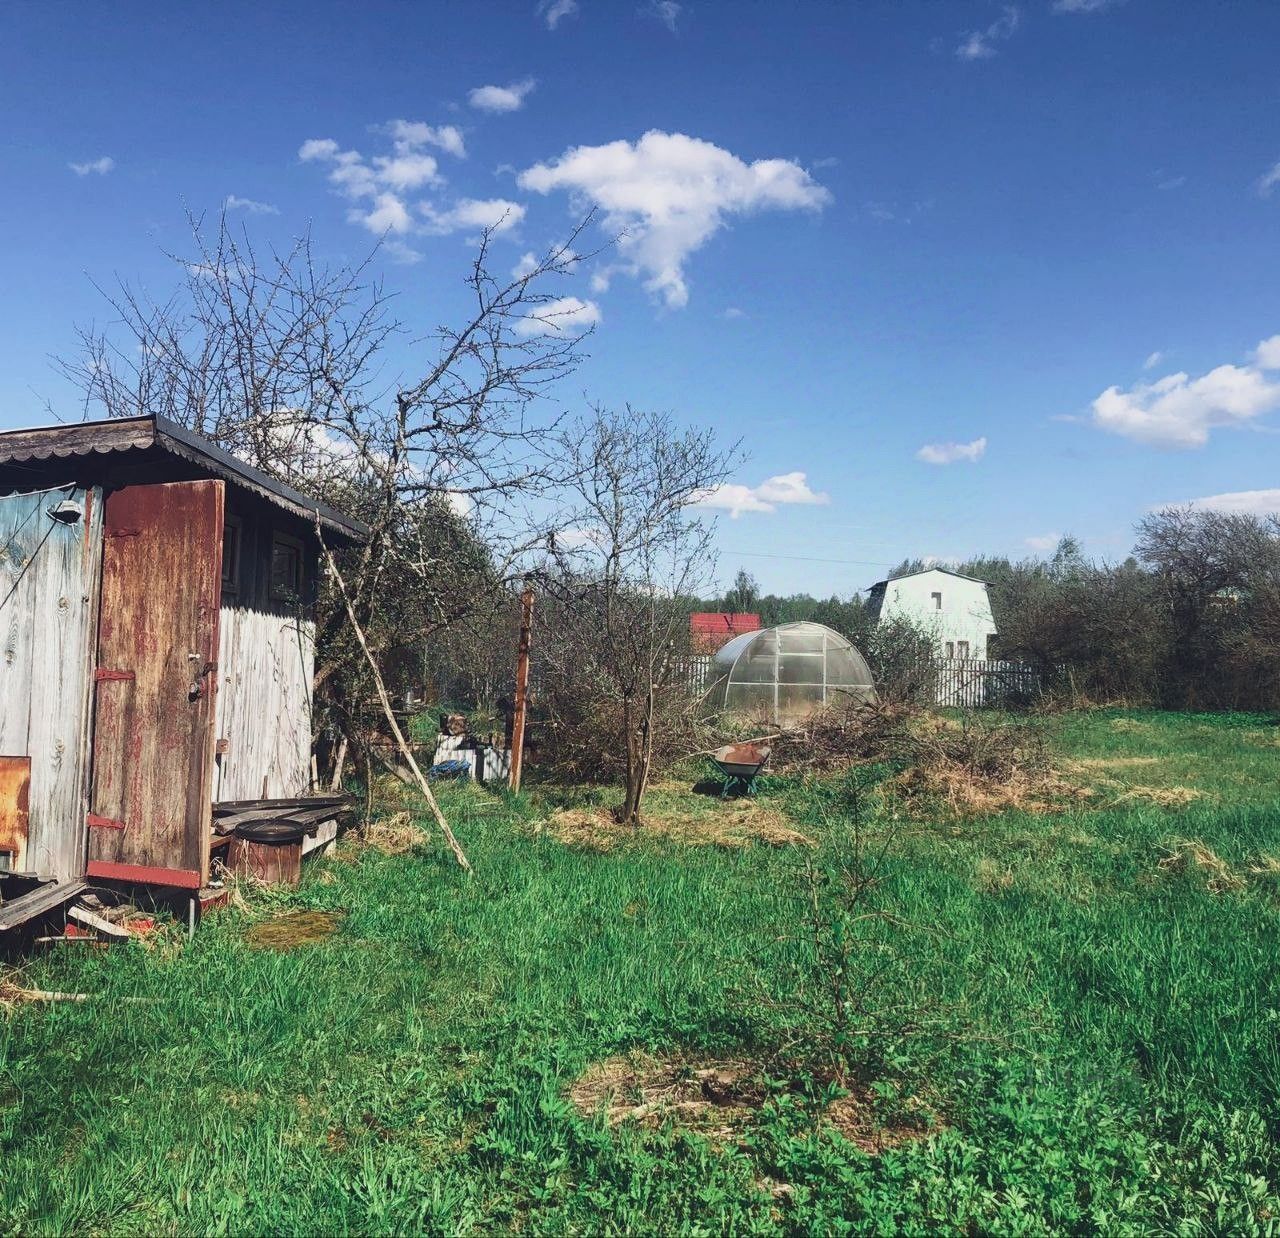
[{"x1": 866, "y1": 567, "x2": 998, "y2": 661}]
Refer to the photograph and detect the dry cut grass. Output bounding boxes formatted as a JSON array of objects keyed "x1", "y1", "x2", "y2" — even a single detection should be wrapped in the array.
[{"x1": 540, "y1": 800, "x2": 813, "y2": 851}]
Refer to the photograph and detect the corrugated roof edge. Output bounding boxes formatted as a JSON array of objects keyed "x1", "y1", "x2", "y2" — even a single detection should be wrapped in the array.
[{"x1": 0, "y1": 414, "x2": 368, "y2": 542}]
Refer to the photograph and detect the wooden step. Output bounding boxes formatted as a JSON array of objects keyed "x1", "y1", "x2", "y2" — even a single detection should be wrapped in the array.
[{"x1": 0, "y1": 879, "x2": 88, "y2": 933}]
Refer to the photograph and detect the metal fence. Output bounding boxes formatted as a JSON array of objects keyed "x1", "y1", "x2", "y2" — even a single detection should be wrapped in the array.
[
  {"x1": 673, "y1": 654, "x2": 716, "y2": 695},
  {"x1": 932, "y1": 658, "x2": 1041, "y2": 707}
]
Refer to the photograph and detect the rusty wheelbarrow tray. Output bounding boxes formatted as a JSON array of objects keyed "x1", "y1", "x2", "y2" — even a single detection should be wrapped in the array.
[{"x1": 708, "y1": 742, "x2": 772, "y2": 797}]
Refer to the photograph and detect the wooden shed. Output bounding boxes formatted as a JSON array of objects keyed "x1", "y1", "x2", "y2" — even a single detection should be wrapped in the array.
[{"x1": 0, "y1": 414, "x2": 365, "y2": 921}]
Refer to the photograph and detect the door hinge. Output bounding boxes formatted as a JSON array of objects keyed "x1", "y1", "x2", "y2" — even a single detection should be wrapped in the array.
[{"x1": 87, "y1": 813, "x2": 126, "y2": 831}]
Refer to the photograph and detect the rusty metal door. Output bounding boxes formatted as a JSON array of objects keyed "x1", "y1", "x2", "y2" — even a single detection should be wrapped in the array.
[{"x1": 87, "y1": 481, "x2": 223, "y2": 889}]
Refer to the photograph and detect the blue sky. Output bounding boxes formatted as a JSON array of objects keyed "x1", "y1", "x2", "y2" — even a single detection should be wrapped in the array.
[{"x1": 2, "y1": 0, "x2": 1279, "y2": 594}]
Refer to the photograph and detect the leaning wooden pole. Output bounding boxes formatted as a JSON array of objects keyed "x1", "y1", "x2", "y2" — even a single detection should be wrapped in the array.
[
  {"x1": 509, "y1": 578, "x2": 535, "y2": 793},
  {"x1": 316, "y1": 525, "x2": 471, "y2": 872}
]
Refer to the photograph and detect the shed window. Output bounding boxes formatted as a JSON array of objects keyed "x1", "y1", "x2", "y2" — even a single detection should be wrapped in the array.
[
  {"x1": 931, "y1": 591, "x2": 942, "y2": 610},
  {"x1": 945, "y1": 641, "x2": 955, "y2": 658},
  {"x1": 957, "y1": 640, "x2": 970, "y2": 659},
  {"x1": 270, "y1": 532, "x2": 304, "y2": 601},
  {"x1": 221, "y1": 519, "x2": 241, "y2": 596}
]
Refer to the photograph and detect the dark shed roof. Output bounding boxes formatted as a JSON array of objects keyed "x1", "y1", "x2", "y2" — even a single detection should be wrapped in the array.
[{"x1": 0, "y1": 414, "x2": 367, "y2": 541}]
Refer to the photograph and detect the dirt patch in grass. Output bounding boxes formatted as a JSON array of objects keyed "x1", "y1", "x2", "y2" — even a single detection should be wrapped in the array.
[
  {"x1": 541, "y1": 801, "x2": 813, "y2": 851},
  {"x1": 568, "y1": 1052, "x2": 940, "y2": 1155},
  {"x1": 823, "y1": 1088, "x2": 941, "y2": 1156},
  {"x1": 245, "y1": 910, "x2": 346, "y2": 949},
  {"x1": 569, "y1": 1053, "x2": 764, "y2": 1135}
]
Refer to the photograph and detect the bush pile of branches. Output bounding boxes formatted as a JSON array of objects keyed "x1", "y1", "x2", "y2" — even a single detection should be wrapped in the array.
[
  {"x1": 768, "y1": 700, "x2": 917, "y2": 775},
  {"x1": 531, "y1": 671, "x2": 702, "y2": 787},
  {"x1": 893, "y1": 712, "x2": 1067, "y2": 815}
]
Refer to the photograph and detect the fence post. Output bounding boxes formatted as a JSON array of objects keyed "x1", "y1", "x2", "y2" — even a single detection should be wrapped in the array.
[{"x1": 509, "y1": 579, "x2": 535, "y2": 793}]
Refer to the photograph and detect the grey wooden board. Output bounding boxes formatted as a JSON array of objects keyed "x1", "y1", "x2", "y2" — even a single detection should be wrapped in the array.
[
  {"x1": 0, "y1": 878, "x2": 88, "y2": 932},
  {"x1": 213, "y1": 504, "x2": 317, "y2": 802},
  {"x1": 0, "y1": 487, "x2": 102, "y2": 881}
]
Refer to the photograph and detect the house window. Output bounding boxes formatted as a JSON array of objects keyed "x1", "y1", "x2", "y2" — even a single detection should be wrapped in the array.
[
  {"x1": 221, "y1": 519, "x2": 241, "y2": 596},
  {"x1": 270, "y1": 532, "x2": 304, "y2": 601},
  {"x1": 945, "y1": 641, "x2": 955, "y2": 659},
  {"x1": 931, "y1": 591, "x2": 942, "y2": 610},
  {"x1": 957, "y1": 640, "x2": 970, "y2": 660}
]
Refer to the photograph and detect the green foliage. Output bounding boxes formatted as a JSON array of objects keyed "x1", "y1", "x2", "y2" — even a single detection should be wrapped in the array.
[{"x1": 1, "y1": 711, "x2": 1278, "y2": 1232}]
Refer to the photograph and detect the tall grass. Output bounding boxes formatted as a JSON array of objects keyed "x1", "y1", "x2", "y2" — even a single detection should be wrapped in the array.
[{"x1": 0, "y1": 710, "x2": 1276, "y2": 1232}]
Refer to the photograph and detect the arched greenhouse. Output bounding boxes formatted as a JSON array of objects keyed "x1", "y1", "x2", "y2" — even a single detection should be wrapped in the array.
[{"x1": 704, "y1": 622, "x2": 877, "y2": 724}]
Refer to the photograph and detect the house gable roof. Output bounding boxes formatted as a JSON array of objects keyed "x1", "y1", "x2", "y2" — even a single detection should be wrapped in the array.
[
  {"x1": 868, "y1": 565, "x2": 990, "y2": 591},
  {"x1": 0, "y1": 414, "x2": 367, "y2": 541}
]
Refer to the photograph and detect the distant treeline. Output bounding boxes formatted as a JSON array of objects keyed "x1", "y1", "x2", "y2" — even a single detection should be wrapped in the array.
[{"x1": 702, "y1": 506, "x2": 1280, "y2": 712}]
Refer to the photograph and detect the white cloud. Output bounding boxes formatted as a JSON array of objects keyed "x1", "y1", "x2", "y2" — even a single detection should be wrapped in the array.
[
  {"x1": 694, "y1": 471, "x2": 830, "y2": 518},
  {"x1": 644, "y1": 0, "x2": 682, "y2": 32},
  {"x1": 69, "y1": 156, "x2": 114, "y2": 176},
  {"x1": 386, "y1": 119, "x2": 466, "y2": 159},
  {"x1": 513, "y1": 295, "x2": 601, "y2": 336},
  {"x1": 468, "y1": 79, "x2": 536, "y2": 113},
  {"x1": 916, "y1": 437, "x2": 987, "y2": 465},
  {"x1": 422, "y1": 198, "x2": 526, "y2": 235},
  {"x1": 225, "y1": 195, "x2": 279, "y2": 215},
  {"x1": 1143, "y1": 350, "x2": 1164, "y2": 370},
  {"x1": 301, "y1": 124, "x2": 528, "y2": 247},
  {"x1": 354, "y1": 192, "x2": 416, "y2": 235},
  {"x1": 1025, "y1": 533, "x2": 1062, "y2": 552},
  {"x1": 299, "y1": 122, "x2": 462, "y2": 217},
  {"x1": 373, "y1": 152, "x2": 442, "y2": 192},
  {"x1": 722, "y1": 306, "x2": 746, "y2": 320},
  {"x1": 955, "y1": 6, "x2": 1019, "y2": 59},
  {"x1": 1090, "y1": 336, "x2": 1280, "y2": 448},
  {"x1": 1179, "y1": 489, "x2": 1280, "y2": 517},
  {"x1": 1053, "y1": 0, "x2": 1118, "y2": 11},
  {"x1": 538, "y1": 0, "x2": 579, "y2": 29},
  {"x1": 1254, "y1": 334, "x2": 1280, "y2": 369},
  {"x1": 1259, "y1": 162, "x2": 1280, "y2": 197},
  {"x1": 518, "y1": 130, "x2": 831, "y2": 308},
  {"x1": 1156, "y1": 174, "x2": 1186, "y2": 191}
]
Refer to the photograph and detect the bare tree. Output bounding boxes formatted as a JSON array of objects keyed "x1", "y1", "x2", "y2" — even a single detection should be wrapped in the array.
[
  {"x1": 60, "y1": 207, "x2": 601, "y2": 796},
  {"x1": 538, "y1": 405, "x2": 736, "y2": 825}
]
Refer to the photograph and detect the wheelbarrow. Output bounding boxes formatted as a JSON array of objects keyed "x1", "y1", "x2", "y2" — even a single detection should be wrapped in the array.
[{"x1": 708, "y1": 742, "x2": 772, "y2": 797}]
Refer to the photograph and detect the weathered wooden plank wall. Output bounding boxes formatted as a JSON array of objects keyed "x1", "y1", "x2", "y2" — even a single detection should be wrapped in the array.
[
  {"x1": 213, "y1": 503, "x2": 315, "y2": 801},
  {"x1": 0, "y1": 486, "x2": 102, "y2": 879}
]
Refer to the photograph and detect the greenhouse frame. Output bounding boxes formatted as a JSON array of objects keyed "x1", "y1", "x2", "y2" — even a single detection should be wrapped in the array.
[{"x1": 704, "y1": 621, "x2": 877, "y2": 724}]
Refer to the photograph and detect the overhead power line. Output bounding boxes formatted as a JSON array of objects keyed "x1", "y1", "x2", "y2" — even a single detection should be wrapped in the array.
[{"x1": 720, "y1": 549, "x2": 897, "y2": 569}]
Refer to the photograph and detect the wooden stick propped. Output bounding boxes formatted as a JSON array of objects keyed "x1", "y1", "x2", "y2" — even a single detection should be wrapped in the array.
[{"x1": 316, "y1": 523, "x2": 472, "y2": 872}]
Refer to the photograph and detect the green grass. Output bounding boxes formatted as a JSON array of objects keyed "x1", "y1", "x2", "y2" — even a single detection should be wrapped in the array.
[{"x1": 1, "y1": 710, "x2": 1278, "y2": 1233}]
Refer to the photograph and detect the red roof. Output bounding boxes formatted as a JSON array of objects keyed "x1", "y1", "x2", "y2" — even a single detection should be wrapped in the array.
[{"x1": 689, "y1": 612, "x2": 761, "y2": 652}]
